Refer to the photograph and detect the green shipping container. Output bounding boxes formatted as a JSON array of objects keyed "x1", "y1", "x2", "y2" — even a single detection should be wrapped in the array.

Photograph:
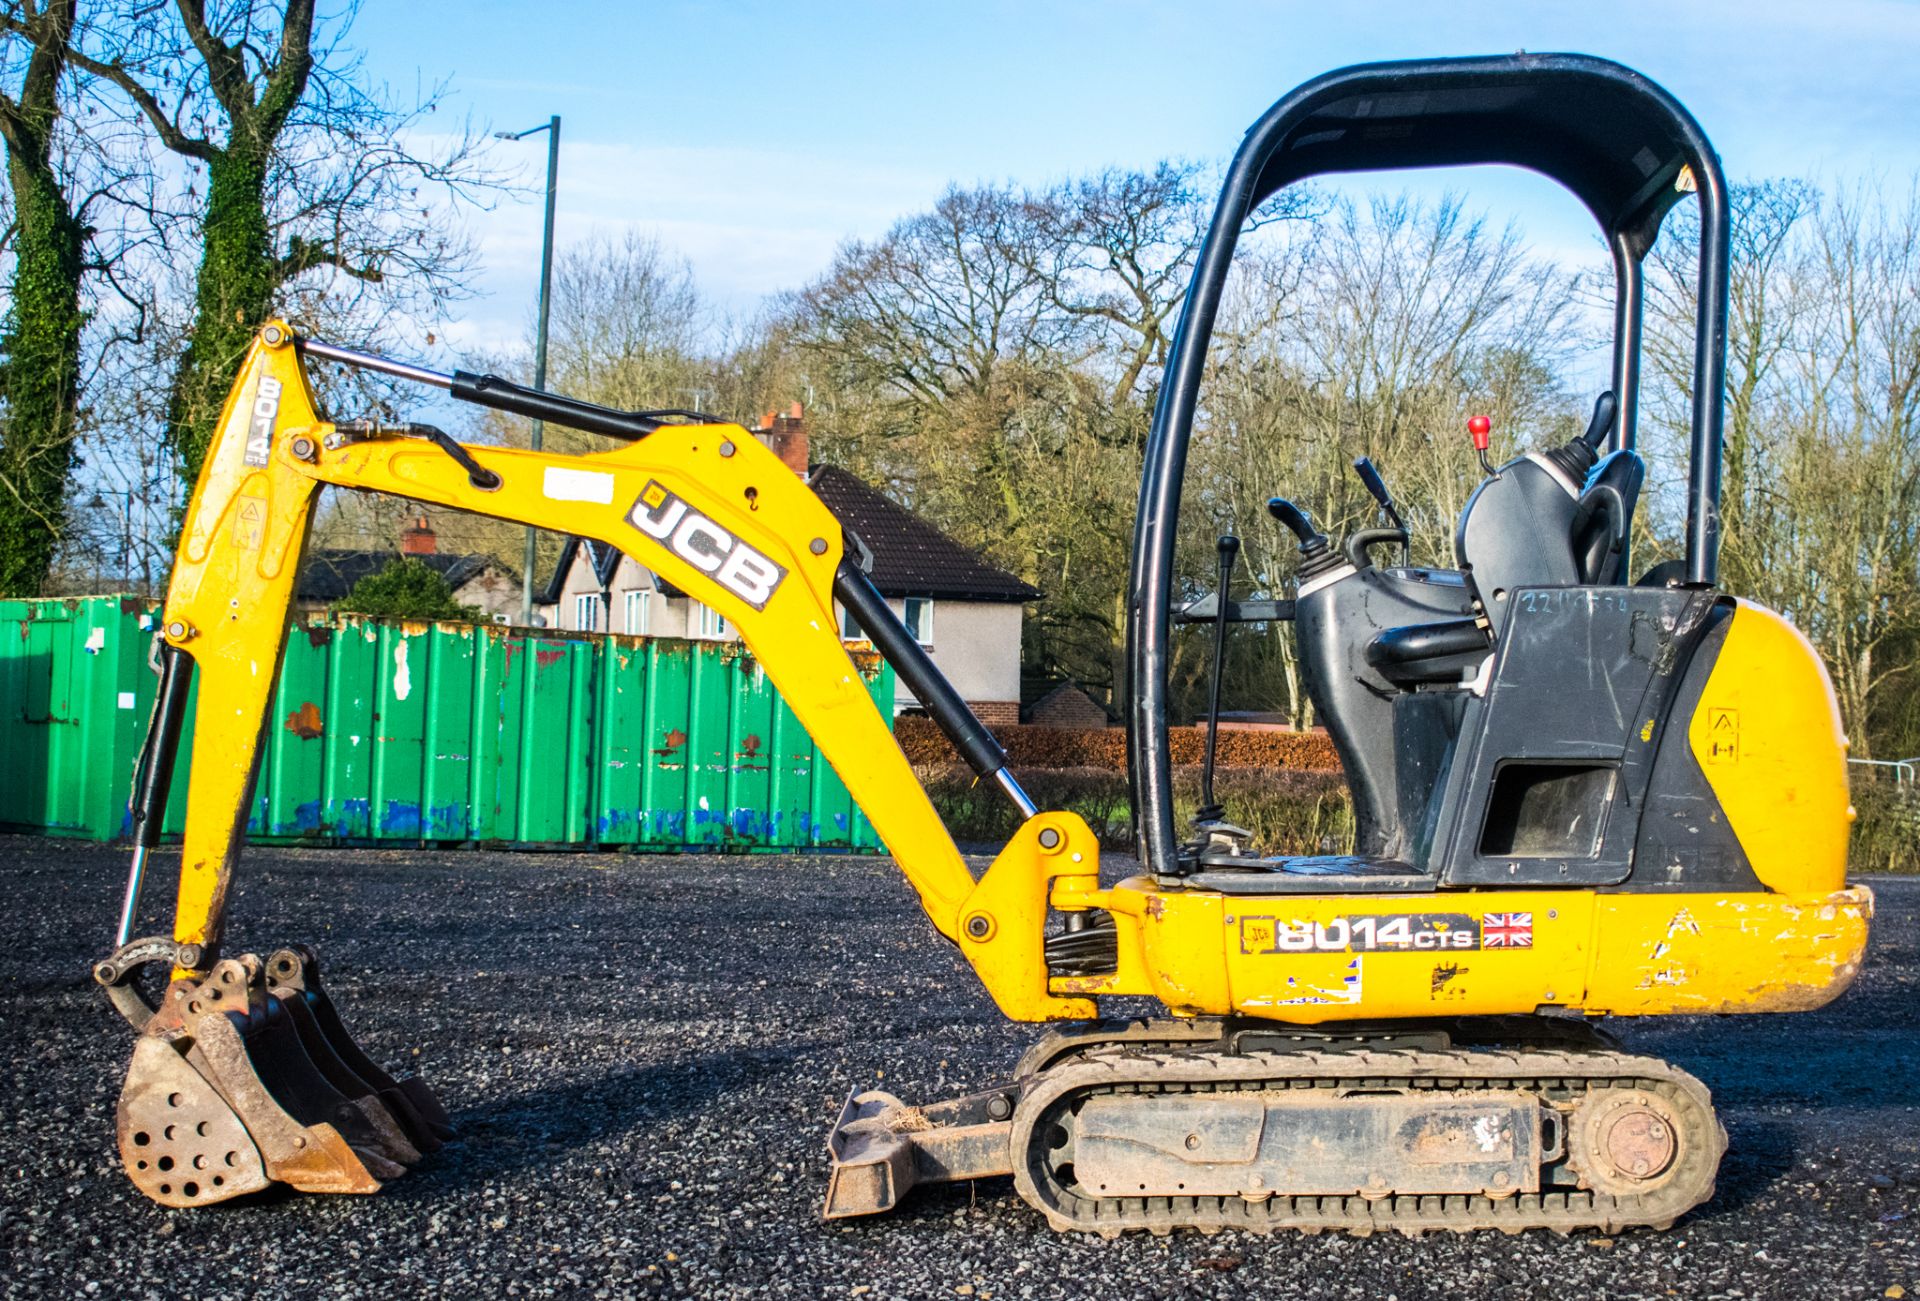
[{"x1": 1, "y1": 597, "x2": 891, "y2": 851}]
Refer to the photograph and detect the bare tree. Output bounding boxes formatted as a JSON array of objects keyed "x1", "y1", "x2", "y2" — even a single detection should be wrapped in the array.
[
  {"x1": 70, "y1": 0, "x2": 497, "y2": 487},
  {"x1": 784, "y1": 171, "x2": 1229, "y2": 695},
  {"x1": 542, "y1": 229, "x2": 706, "y2": 427}
]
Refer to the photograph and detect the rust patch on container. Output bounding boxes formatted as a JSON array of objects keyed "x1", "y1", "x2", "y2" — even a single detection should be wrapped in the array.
[
  {"x1": 285, "y1": 702, "x2": 325, "y2": 739},
  {"x1": 655, "y1": 728, "x2": 687, "y2": 757}
]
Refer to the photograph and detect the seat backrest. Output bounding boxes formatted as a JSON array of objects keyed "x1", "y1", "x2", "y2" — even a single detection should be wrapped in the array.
[{"x1": 1571, "y1": 449, "x2": 1645, "y2": 585}]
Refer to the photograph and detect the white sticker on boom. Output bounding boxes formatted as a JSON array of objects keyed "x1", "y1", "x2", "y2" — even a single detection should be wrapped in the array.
[{"x1": 543, "y1": 467, "x2": 616, "y2": 504}]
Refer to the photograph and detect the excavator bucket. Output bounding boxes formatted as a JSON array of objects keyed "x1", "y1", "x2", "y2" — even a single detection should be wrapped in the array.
[{"x1": 100, "y1": 944, "x2": 451, "y2": 1207}]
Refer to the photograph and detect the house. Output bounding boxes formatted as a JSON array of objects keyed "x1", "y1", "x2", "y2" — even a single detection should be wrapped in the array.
[
  {"x1": 537, "y1": 405, "x2": 1041, "y2": 722},
  {"x1": 1024, "y1": 681, "x2": 1112, "y2": 729},
  {"x1": 297, "y1": 516, "x2": 521, "y2": 620}
]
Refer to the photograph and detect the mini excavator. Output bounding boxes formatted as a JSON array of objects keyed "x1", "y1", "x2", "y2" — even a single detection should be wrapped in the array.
[{"x1": 98, "y1": 54, "x2": 1870, "y2": 1234}]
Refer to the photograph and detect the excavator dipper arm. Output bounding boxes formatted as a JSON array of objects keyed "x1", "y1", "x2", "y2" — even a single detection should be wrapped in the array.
[{"x1": 137, "y1": 324, "x2": 1098, "y2": 1022}]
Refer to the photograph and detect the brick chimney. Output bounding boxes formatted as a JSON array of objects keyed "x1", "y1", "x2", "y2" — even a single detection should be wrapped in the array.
[
  {"x1": 753, "y1": 402, "x2": 809, "y2": 478},
  {"x1": 400, "y1": 515, "x2": 437, "y2": 556}
]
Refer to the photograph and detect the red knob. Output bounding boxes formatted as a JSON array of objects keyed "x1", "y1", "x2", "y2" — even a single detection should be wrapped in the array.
[{"x1": 1467, "y1": 414, "x2": 1492, "y2": 451}]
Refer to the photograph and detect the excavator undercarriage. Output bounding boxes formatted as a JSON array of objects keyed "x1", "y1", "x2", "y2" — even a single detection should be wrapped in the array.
[
  {"x1": 827, "y1": 1018, "x2": 1726, "y2": 1236},
  {"x1": 95, "y1": 53, "x2": 1871, "y2": 1235}
]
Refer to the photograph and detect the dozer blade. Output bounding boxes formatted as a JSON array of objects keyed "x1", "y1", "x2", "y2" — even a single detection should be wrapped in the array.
[
  {"x1": 823, "y1": 1087, "x2": 1015, "y2": 1219},
  {"x1": 106, "y1": 944, "x2": 451, "y2": 1207}
]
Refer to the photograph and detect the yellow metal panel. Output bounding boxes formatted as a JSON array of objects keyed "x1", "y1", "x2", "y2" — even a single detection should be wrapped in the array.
[
  {"x1": 1585, "y1": 886, "x2": 1872, "y2": 1014},
  {"x1": 1214, "y1": 891, "x2": 1590, "y2": 1023},
  {"x1": 1075, "y1": 879, "x2": 1868, "y2": 1024},
  {"x1": 1688, "y1": 601, "x2": 1853, "y2": 894}
]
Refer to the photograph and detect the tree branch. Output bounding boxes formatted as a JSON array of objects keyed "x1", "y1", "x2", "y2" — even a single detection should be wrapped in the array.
[{"x1": 60, "y1": 44, "x2": 218, "y2": 160}]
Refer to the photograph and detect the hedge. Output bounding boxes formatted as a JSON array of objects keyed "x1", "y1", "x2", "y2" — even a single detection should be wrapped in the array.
[
  {"x1": 895, "y1": 717, "x2": 1340, "y2": 771},
  {"x1": 920, "y1": 764, "x2": 1355, "y2": 856}
]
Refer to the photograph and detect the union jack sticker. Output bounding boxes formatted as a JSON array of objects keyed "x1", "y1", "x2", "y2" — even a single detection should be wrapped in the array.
[{"x1": 1482, "y1": 912, "x2": 1534, "y2": 948}]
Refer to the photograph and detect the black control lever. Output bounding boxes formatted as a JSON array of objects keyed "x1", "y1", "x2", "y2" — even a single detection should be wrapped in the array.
[
  {"x1": 1269, "y1": 497, "x2": 1348, "y2": 592},
  {"x1": 1580, "y1": 390, "x2": 1619, "y2": 451},
  {"x1": 1267, "y1": 497, "x2": 1327, "y2": 552},
  {"x1": 1196, "y1": 534, "x2": 1239, "y2": 825},
  {"x1": 1352, "y1": 457, "x2": 1405, "y2": 531},
  {"x1": 1352, "y1": 456, "x2": 1409, "y2": 566}
]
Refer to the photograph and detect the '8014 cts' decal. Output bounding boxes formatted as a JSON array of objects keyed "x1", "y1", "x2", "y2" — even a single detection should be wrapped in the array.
[
  {"x1": 242, "y1": 375, "x2": 283, "y2": 467},
  {"x1": 629, "y1": 480, "x2": 788, "y2": 610},
  {"x1": 1239, "y1": 913, "x2": 1489, "y2": 955}
]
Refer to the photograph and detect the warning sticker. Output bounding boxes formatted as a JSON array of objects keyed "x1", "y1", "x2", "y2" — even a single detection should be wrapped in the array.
[
  {"x1": 232, "y1": 495, "x2": 266, "y2": 551},
  {"x1": 1705, "y1": 707, "x2": 1739, "y2": 764}
]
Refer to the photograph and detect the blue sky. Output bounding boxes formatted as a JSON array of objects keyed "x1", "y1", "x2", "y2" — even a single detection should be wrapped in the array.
[{"x1": 348, "y1": 0, "x2": 1920, "y2": 359}]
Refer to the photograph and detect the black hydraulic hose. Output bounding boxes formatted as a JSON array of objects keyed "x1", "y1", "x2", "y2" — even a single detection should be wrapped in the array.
[
  {"x1": 1197, "y1": 535, "x2": 1239, "y2": 821},
  {"x1": 832, "y1": 558, "x2": 1035, "y2": 817}
]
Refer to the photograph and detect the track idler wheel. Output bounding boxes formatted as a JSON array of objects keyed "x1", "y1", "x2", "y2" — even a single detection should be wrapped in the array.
[{"x1": 96, "y1": 940, "x2": 454, "y2": 1207}]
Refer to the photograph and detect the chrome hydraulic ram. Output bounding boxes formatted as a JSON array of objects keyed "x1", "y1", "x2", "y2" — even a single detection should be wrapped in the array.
[{"x1": 115, "y1": 642, "x2": 193, "y2": 947}]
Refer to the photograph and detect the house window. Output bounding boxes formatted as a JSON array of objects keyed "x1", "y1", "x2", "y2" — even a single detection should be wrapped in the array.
[
  {"x1": 903, "y1": 597, "x2": 934, "y2": 647},
  {"x1": 573, "y1": 593, "x2": 601, "y2": 632},
  {"x1": 623, "y1": 589, "x2": 653, "y2": 635},
  {"x1": 837, "y1": 599, "x2": 931, "y2": 644},
  {"x1": 691, "y1": 602, "x2": 727, "y2": 640}
]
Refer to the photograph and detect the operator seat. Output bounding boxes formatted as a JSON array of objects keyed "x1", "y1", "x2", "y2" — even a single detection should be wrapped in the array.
[
  {"x1": 1571, "y1": 449, "x2": 1645, "y2": 585},
  {"x1": 1452, "y1": 393, "x2": 1640, "y2": 609},
  {"x1": 1368, "y1": 394, "x2": 1641, "y2": 686}
]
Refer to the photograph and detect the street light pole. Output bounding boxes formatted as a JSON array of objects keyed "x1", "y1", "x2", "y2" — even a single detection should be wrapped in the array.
[{"x1": 497, "y1": 115, "x2": 562, "y2": 626}]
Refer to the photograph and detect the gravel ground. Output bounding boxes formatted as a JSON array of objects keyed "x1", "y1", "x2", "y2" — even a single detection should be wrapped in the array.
[{"x1": 1, "y1": 835, "x2": 1915, "y2": 1300}]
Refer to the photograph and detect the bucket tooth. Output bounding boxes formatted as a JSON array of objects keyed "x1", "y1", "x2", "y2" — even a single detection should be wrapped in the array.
[
  {"x1": 267, "y1": 946, "x2": 455, "y2": 1147},
  {"x1": 270, "y1": 984, "x2": 425, "y2": 1161},
  {"x1": 237, "y1": 976, "x2": 421, "y2": 1169}
]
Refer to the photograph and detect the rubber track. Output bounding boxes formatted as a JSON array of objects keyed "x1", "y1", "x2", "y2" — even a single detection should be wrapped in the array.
[{"x1": 1008, "y1": 1046, "x2": 1726, "y2": 1237}]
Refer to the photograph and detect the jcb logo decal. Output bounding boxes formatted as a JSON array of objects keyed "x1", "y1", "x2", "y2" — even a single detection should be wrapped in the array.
[
  {"x1": 242, "y1": 375, "x2": 283, "y2": 467},
  {"x1": 629, "y1": 480, "x2": 787, "y2": 610}
]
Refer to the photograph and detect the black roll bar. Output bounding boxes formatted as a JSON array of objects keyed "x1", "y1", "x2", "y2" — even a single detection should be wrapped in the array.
[{"x1": 1124, "y1": 53, "x2": 1732, "y2": 876}]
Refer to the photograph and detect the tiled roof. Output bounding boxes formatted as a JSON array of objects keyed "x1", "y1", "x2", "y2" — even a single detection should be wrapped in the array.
[
  {"x1": 299, "y1": 549, "x2": 502, "y2": 603},
  {"x1": 536, "y1": 537, "x2": 625, "y2": 605},
  {"x1": 807, "y1": 466, "x2": 1041, "y2": 603},
  {"x1": 540, "y1": 465, "x2": 1042, "y2": 605}
]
